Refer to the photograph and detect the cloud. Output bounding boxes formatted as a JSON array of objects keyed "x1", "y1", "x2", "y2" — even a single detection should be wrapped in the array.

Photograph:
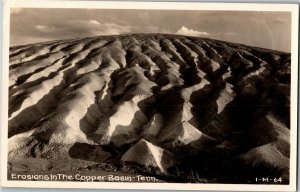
[
  {"x1": 34, "y1": 25, "x2": 57, "y2": 33},
  {"x1": 89, "y1": 20, "x2": 100, "y2": 25},
  {"x1": 75, "y1": 20, "x2": 132, "y2": 35},
  {"x1": 37, "y1": 20, "x2": 133, "y2": 38},
  {"x1": 176, "y1": 26, "x2": 210, "y2": 37},
  {"x1": 11, "y1": 8, "x2": 22, "y2": 15},
  {"x1": 13, "y1": 20, "x2": 134, "y2": 46}
]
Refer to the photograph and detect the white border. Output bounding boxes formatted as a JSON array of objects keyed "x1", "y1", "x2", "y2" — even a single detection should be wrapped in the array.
[{"x1": 1, "y1": 1, "x2": 298, "y2": 191}]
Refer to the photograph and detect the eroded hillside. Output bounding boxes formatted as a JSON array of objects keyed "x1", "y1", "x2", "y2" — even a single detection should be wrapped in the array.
[{"x1": 8, "y1": 34, "x2": 291, "y2": 183}]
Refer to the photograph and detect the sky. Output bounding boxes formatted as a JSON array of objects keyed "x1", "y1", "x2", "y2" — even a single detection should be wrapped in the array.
[{"x1": 10, "y1": 8, "x2": 291, "y2": 52}]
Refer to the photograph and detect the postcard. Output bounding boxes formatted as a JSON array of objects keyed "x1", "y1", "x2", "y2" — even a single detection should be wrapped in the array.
[{"x1": 1, "y1": 1, "x2": 298, "y2": 191}]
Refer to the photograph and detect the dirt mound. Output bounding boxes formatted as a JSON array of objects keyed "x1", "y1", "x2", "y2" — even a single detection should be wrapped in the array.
[
  {"x1": 8, "y1": 34, "x2": 291, "y2": 183},
  {"x1": 121, "y1": 139, "x2": 174, "y2": 173}
]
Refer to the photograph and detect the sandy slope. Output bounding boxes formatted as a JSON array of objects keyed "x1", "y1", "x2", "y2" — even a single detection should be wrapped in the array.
[{"x1": 8, "y1": 34, "x2": 291, "y2": 183}]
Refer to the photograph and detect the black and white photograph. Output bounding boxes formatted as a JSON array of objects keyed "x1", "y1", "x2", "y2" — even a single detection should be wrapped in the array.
[{"x1": 1, "y1": 1, "x2": 298, "y2": 191}]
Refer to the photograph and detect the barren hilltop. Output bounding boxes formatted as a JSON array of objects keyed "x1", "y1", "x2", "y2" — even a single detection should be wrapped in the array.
[{"x1": 8, "y1": 34, "x2": 290, "y2": 183}]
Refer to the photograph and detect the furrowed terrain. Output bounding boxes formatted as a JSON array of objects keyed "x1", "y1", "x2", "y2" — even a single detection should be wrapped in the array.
[{"x1": 8, "y1": 34, "x2": 291, "y2": 183}]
